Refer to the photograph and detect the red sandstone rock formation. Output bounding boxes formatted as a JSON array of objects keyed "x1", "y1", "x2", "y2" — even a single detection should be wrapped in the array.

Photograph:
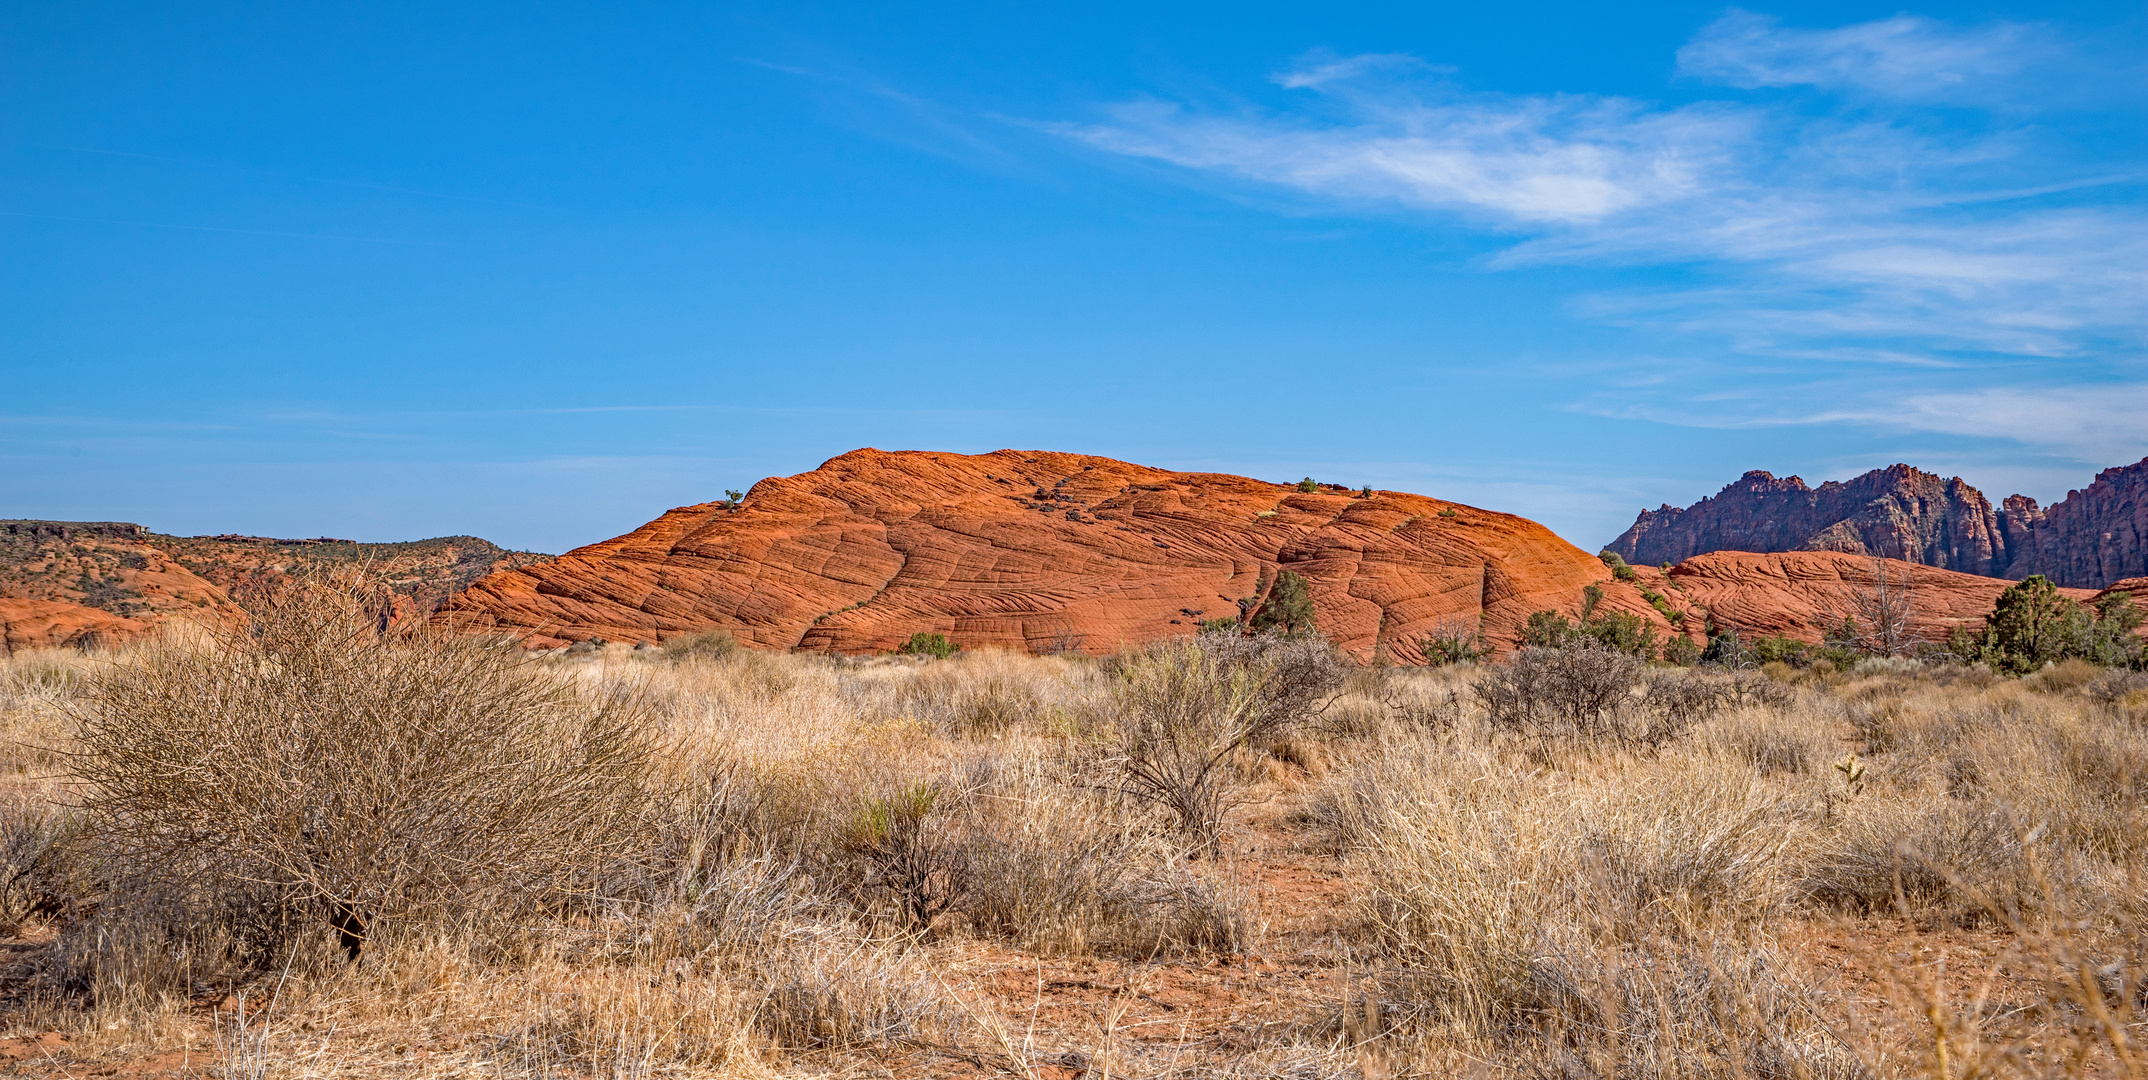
[
  {"x1": 1607, "y1": 466, "x2": 2010, "y2": 575},
  {"x1": 1999, "y1": 458, "x2": 2148, "y2": 589},
  {"x1": 0, "y1": 520, "x2": 244, "y2": 635},
  {"x1": 1610, "y1": 458, "x2": 2148, "y2": 590},
  {"x1": 0, "y1": 598, "x2": 150, "y2": 655},
  {"x1": 1651, "y1": 551, "x2": 2100, "y2": 645},
  {"x1": 0, "y1": 519, "x2": 541, "y2": 651},
  {"x1": 439, "y1": 448, "x2": 1681, "y2": 658}
]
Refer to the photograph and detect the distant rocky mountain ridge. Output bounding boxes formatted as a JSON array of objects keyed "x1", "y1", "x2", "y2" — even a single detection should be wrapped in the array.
[
  {"x1": 0, "y1": 520, "x2": 547, "y2": 652},
  {"x1": 1606, "y1": 457, "x2": 2148, "y2": 589}
]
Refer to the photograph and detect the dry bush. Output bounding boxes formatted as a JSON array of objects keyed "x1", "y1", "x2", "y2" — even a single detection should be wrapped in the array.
[
  {"x1": 1330, "y1": 740, "x2": 1849, "y2": 1076},
  {"x1": 1475, "y1": 645, "x2": 1641, "y2": 742},
  {"x1": 1476, "y1": 646, "x2": 1753, "y2": 748},
  {"x1": 1803, "y1": 796, "x2": 2042, "y2": 918},
  {"x1": 893, "y1": 651, "x2": 1054, "y2": 736},
  {"x1": 660, "y1": 627, "x2": 740, "y2": 662},
  {"x1": 1364, "y1": 935, "x2": 1862, "y2": 1080},
  {"x1": 958, "y1": 755, "x2": 1254, "y2": 955},
  {"x1": 0, "y1": 795, "x2": 80, "y2": 935},
  {"x1": 0, "y1": 650, "x2": 86, "y2": 776},
  {"x1": 70, "y1": 575, "x2": 661, "y2": 979},
  {"x1": 1097, "y1": 633, "x2": 1344, "y2": 844},
  {"x1": 2024, "y1": 656, "x2": 2106, "y2": 694}
]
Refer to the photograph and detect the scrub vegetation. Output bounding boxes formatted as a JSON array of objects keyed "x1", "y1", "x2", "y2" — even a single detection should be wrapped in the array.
[{"x1": 0, "y1": 576, "x2": 2142, "y2": 1078}]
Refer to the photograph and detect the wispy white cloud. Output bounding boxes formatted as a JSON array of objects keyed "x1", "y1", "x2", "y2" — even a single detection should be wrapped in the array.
[
  {"x1": 1048, "y1": 11, "x2": 2148, "y2": 461},
  {"x1": 1675, "y1": 9, "x2": 2056, "y2": 101},
  {"x1": 1056, "y1": 94, "x2": 1750, "y2": 226},
  {"x1": 1832, "y1": 384, "x2": 2148, "y2": 464}
]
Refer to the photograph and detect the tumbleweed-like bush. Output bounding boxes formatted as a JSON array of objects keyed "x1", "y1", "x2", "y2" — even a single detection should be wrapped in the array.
[{"x1": 70, "y1": 575, "x2": 660, "y2": 974}]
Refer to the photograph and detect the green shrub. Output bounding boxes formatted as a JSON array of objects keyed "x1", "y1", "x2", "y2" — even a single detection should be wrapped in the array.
[
  {"x1": 1248, "y1": 571, "x2": 1317, "y2": 637},
  {"x1": 1661, "y1": 633, "x2": 1704, "y2": 667},
  {"x1": 1197, "y1": 617, "x2": 1241, "y2": 634},
  {"x1": 1954, "y1": 576, "x2": 2145, "y2": 674},
  {"x1": 1522, "y1": 610, "x2": 1576, "y2": 649},
  {"x1": 1296, "y1": 477, "x2": 1318, "y2": 493},
  {"x1": 1582, "y1": 610, "x2": 1659, "y2": 660},
  {"x1": 1598, "y1": 550, "x2": 1637, "y2": 581},
  {"x1": 894, "y1": 632, "x2": 960, "y2": 660},
  {"x1": 1420, "y1": 622, "x2": 1491, "y2": 667},
  {"x1": 1701, "y1": 629, "x2": 1751, "y2": 668},
  {"x1": 1519, "y1": 599, "x2": 1658, "y2": 661},
  {"x1": 1750, "y1": 635, "x2": 1810, "y2": 667}
]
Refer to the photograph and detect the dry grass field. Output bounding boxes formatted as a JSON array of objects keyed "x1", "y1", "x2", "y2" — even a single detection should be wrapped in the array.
[{"x1": 0, "y1": 585, "x2": 2143, "y2": 1078}]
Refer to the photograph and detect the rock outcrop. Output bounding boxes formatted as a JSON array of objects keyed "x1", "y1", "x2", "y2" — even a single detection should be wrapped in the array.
[
  {"x1": 1607, "y1": 465, "x2": 2010, "y2": 575},
  {"x1": 1650, "y1": 551, "x2": 2101, "y2": 644},
  {"x1": 1608, "y1": 458, "x2": 2148, "y2": 589},
  {"x1": 146, "y1": 532, "x2": 549, "y2": 603},
  {"x1": 0, "y1": 520, "x2": 246, "y2": 632},
  {"x1": 0, "y1": 519, "x2": 546, "y2": 652},
  {"x1": 439, "y1": 448, "x2": 1681, "y2": 658},
  {"x1": 0, "y1": 598, "x2": 150, "y2": 654},
  {"x1": 1997, "y1": 459, "x2": 2148, "y2": 589}
]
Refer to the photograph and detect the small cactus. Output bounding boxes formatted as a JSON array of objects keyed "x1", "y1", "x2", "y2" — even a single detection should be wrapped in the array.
[{"x1": 1834, "y1": 752, "x2": 1866, "y2": 792}]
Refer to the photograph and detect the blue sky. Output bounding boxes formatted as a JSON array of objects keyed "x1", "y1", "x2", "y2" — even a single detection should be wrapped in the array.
[{"x1": 4, "y1": 2, "x2": 2144, "y2": 554}]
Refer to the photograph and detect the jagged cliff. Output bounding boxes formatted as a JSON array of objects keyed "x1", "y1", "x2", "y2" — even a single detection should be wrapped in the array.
[
  {"x1": 1999, "y1": 460, "x2": 2148, "y2": 588},
  {"x1": 1608, "y1": 458, "x2": 2148, "y2": 589}
]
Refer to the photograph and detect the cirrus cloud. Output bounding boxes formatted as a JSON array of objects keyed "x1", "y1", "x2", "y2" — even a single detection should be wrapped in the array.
[{"x1": 1047, "y1": 10, "x2": 2148, "y2": 462}]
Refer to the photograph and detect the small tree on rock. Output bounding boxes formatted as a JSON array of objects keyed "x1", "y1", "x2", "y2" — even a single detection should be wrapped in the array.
[{"x1": 1249, "y1": 571, "x2": 1317, "y2": 637}]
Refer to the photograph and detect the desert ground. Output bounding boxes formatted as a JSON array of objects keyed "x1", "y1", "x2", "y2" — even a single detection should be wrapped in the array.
[{"x1": 0, "y1": 590, "x2": 2142, "y2": 1079}]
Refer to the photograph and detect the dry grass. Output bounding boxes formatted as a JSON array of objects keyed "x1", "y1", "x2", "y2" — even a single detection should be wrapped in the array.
[{"x1": 0, "y1": 618, "x2": 2142, "y2": 1078}]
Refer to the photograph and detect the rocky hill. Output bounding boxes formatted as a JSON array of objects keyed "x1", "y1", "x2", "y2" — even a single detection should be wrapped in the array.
[
  {"x1": 1646, "y1": 551, "x2": 2104, "y2": 644},
  {"x1": 1999, "y1": 459, "x2": 2148, "y2": 589},
  {"x1": 1608, "y1": 458, "x2": 2148, "y2": 589},
  {"x1": 0, "y1": 520, "x2": 546, "y2": 653},
  {"x1": 439, "y1": 448, "x2": 1685, "y2": 659}
]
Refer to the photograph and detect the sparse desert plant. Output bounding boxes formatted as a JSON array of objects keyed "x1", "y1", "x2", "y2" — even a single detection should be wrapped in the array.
[
  {"x1": 959, "y1": 760, "x2": 1252, "y2": 955},
  {"x1": 0, "y1": 795, "x2": 80, "y2": 935},
  {"x1": 661, "y1": 627, "x2": 740, "y2": 662},
  {"x1": 1418, "y1": 618, "x2": 1490, "y2": 667},
  {"x1": 1098, "y1": 633, "x2": 1343, "y2": 844},
  {"x1": 1473, "y1": 644, "x2": 1712, "y2": 746},
  {"x1": 1296, "y1": 477, "x2": 1318, "y2": 493},
  {"x1": 840, "y1": 780, "x2": 971, "y2": 932},
  {"x1": 1504, "y1": 647, "x2": 1636, "y2": 739},
  {"x1": 71, "y1": 574, "x2": 659, "y2": 970},
  {"x1": 1598, "y1": 549, "x2": 1637, "y2": 581},
  {"x1": 894, "y1": 631, "x2": 960, "y2": 659}
]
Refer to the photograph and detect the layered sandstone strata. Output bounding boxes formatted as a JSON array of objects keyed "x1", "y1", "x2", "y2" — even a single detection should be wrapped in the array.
[{"x1": 439, "y1": 448, "x2": 1681, "y2": 659}]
